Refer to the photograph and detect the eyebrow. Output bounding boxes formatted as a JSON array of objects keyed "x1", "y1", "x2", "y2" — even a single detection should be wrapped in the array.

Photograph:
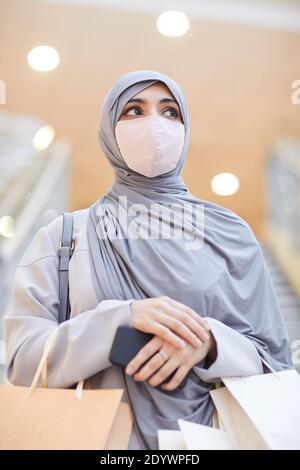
[{"x1": 126, "y1": 97, "x2": 178, "y2": 106}]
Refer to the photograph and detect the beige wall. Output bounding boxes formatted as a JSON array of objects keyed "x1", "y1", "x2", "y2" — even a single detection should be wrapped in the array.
[{"x1": 1, "y1": 0, "x2": 300, "y2": 237}]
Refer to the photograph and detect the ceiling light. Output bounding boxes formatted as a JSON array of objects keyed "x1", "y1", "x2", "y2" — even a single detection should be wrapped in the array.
[
  {"x1": 0, "y1": 216, "x2": 15, "y2": 238},
  {"x1": 156, "y1": 11, "x2": 190, "y2": 37},
  {"x1": 27, "y1": 46, "x2": 60, "y2": 72},
  {"x1": 211, "y1": 173, "x2": 240, "y2": 196},
  {"x1": 32, "y1": 125, "x2": 55, "y2": 151}
]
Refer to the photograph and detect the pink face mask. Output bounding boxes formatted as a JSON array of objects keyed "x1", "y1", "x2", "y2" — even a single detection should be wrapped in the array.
[{"x1": 115, "y1": 115, "x2": 185, "y2": 177}]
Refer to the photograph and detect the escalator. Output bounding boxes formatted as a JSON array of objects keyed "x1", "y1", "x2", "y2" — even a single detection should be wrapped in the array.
[{"x1": 261, "y1": 243, "x2": 300, "y2": 373}]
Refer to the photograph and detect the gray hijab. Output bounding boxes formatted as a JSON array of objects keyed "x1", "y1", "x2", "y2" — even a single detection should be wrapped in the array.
[{"x1": 87, "y1": 70, "x2": 292, "y2": 449}]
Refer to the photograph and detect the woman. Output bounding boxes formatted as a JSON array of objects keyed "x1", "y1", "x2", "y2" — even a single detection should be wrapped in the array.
[{"x1": 5, "y1": 70, "x2": 293, "y2": 450}]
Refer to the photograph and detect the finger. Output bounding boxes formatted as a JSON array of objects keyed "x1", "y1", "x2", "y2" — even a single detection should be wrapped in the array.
[
  {"x1": 160, "y1": 365, "x2": 189, "y2": 391},
  {"x1": 125, "y1": 336, "x2": 162, "y2": 375},
  {"x1": 150, "y1": 323, "x2": 187, "y2": 349},
  {"x1": 158, "y1": 313, "x2": 203, "y2": 348},
  {"x1": 147, "y1": 358, "x2": 179, "y2": 388},
  {"x1": 134, "y1": 352, "x2": 166, "y2": 382},
  {"x1": 162, "y1": 304, "x2": 210, "y2": 343},
  {"x1": 164, "y1": 297, "x2": 211, "y2": 332}
]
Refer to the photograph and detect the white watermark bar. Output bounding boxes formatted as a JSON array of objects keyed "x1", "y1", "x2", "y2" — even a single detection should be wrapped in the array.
[{"x1": 0, "y1": 80, "x2": 6, "y2": 104}]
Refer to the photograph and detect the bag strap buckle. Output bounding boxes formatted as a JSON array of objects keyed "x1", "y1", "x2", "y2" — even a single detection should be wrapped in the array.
[{"x1": 58, "y1": 238, "x2": 75, "y2": 254}]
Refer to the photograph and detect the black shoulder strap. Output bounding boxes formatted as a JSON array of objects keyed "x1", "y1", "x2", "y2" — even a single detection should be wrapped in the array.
[{"x1": 58, "y1": 212, "x2": 74, "y2": 323}]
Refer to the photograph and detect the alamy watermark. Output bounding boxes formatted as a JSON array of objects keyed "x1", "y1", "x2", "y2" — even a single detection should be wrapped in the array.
[
  {"x1": 0, "y1": 80, "x2": 6, "y2": 104},
  {"x1": 94, "y1": 196, "x2": 205, "y2": 251}
]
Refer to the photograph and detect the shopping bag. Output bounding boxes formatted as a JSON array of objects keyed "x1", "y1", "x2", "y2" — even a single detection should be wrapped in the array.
[
  {"x1": 178, "y1": 419, "x2": 234, "y2": 450},
  {"x1": 210, "y1": 366, "x2": 300, "y2": 450},
  {"x1": 0, "y1": 328, "x2": 133, "y2": 450},
  {"x1": 210, "y1": 385, "x2": 268, "y2": 449},
  {"x1": 158, "y1": 430, "x2": 187, "y2": 450}
]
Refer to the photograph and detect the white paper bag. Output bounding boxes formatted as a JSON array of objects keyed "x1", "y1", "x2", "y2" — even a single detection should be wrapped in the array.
[
  {"x1": 211, "y1": 368, "x2": 300, "y2": 450},
  {"x1": 157, "y1": 421, "x2": 234, "y2": 450},
  {"x1": 157, "y1": 430, "x2": 187, "y2": 450},
  {"x1": 178, "y1": 419, "x2": 234, "y2": 450}
]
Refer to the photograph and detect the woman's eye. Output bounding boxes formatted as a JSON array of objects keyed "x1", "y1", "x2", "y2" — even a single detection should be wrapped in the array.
[
  {"x1": 164, "y1": 108, "x2": 178, "y2": 118},
  {"x1": 124, "y1": 107, "x2": 142, "y2": 116}
]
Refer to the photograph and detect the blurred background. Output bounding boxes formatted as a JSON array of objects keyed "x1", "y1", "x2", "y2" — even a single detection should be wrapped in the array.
[{"x1": 0, "y1": 0, "x2": 300, "y2": 380}]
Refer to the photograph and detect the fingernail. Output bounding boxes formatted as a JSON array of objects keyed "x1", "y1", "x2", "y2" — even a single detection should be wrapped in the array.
[
  {"x1": 204, "y1": 332, "x2": 210, "y2": 341},
  {"x1": 126, "y1": 367, "x2": 132, "y2": 375},
  {"x1": 179, "y1": 340, "x2": 186, "y2": 348}
]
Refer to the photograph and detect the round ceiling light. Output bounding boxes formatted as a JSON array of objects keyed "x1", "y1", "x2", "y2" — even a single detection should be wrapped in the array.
[
  {"x1": 156, "y1": 11, "x2": 190, "y2": 37},
  {"x1": 27, "y1": 46, "x2": 60, "y2": 72},
  {"x1": 211, "y1": 172, "x2": 240, "y2": 196}
]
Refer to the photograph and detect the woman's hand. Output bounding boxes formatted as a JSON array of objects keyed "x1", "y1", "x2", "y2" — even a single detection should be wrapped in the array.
[
  {"x1": 130, "y1": 296, "x2": 210, "y2": 350},
  {"x1": 125, "y1": 331, "x2": 217, "y2": 391}
]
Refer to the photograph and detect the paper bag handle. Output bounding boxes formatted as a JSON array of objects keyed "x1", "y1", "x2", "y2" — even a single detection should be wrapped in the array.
[{"x1": 28, "y1": 327, "x2": 85, "y2": 397}]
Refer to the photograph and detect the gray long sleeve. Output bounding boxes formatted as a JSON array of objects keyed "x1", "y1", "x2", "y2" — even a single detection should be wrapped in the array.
[
  {"x1": 4, "y1": 226, "x2": 134, "y2": 388},
  {"x1": 192, "y1": 317, "x2": 264, "y2": 383}
]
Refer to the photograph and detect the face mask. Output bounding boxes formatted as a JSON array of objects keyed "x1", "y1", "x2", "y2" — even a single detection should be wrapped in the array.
[{"x1": 115, "y1": 115, "x2": 185, "y2": 177}]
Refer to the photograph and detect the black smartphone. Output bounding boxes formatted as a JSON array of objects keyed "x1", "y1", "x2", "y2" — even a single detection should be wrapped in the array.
[{"x1": 109, "y1": 325, "x2": 188, "y2": 388}]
